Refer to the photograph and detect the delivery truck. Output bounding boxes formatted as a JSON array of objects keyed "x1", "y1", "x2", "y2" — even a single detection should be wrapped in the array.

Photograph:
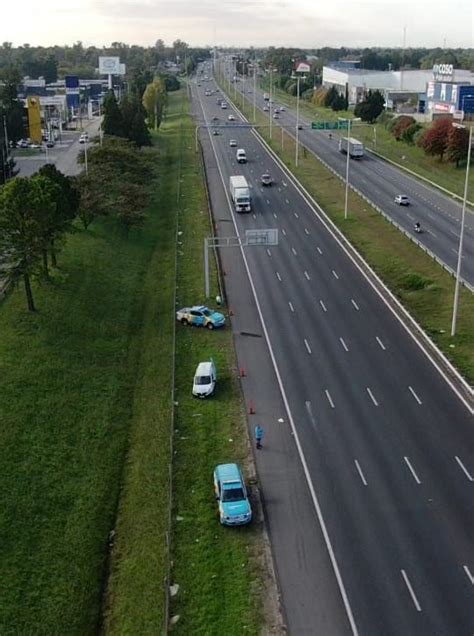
[
  {"x1": 338, "y1": 137, "x2": 364, "y2": 158},
  {"x1": 229, "y1": 176, "x2": 251, "y2": 213}
]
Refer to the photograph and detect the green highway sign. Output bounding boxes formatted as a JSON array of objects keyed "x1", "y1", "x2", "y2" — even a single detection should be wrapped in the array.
[{"x1": 311, "y1": 120, "x2": 349, "y2": 130}]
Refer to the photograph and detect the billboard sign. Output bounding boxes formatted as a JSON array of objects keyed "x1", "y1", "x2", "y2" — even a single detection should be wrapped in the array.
[
  {"x1": 65, "y1": 75, "x2": 80, "y2": 109},
  {"x1": 295, "y1": 62, "x2": 311, "y2": 74},
  {"x1": 99, "y1": 56, "x2": 121, "y2": 75},
  {"x1": 433, "y1": 63, "x2": 454, "y2": 81}
]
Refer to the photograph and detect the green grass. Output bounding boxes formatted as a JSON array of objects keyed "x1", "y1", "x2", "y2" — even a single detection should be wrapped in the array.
[
  {"x1": 168, "y1": 92, "x2": 262, "y2": 634},
  {"x1": 258, "y1": 79, "x2": 474, "y2": 198},
  {"x1": 0, "y1": 102, "x2": 177, "y2": 633},
  {"x1": 221, "y1": 74, "x2": 474, "y2": 384}
]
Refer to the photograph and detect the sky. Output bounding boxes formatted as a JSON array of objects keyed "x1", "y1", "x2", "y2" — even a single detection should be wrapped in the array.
[{"x1": 1, "y1": 0, "x2": 473, "y2": 49}]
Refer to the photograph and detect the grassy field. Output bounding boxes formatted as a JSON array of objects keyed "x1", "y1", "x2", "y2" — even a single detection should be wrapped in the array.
[
  {"x1": 258, "y1": 79, "x2": 474, "y2": 198},
  {"x1": 220, "y1": 74, "x2": 474, "y2": 384},
  {"x1": 168, "y1": 89, "x2": 263, "y2": 634}
]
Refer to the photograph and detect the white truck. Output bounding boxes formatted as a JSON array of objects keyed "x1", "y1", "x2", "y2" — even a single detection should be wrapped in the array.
[
  {"x1": 338, "y1": 137, "x2": 364, "y2": 158},
  {"x1": 263, "y1": 92, "x2": 270, "y2": 101},
  {"x1": 229, "y1": 176, "x2": 251, "y2": 213}
]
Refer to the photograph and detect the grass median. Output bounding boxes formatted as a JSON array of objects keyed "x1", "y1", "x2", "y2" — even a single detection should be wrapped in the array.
[
  {"x1": 168, "y1": 88, "x2": 263, "y2": 634},
  {"x1": 220, "y1": 75, "x2": 474, "y2": 384}
]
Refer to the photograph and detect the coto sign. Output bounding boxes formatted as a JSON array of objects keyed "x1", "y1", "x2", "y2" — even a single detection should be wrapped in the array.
[{"x1": 433, "y1": 63, "x2": 454, "y2": 77}]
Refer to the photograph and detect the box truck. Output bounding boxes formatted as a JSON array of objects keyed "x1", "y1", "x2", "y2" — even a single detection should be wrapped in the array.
[
  {"x1": 338, "y1": 137, "x2": 364, "y2": 158},
  {"x1": 229, "y1": 176, "x2": 251, "y2": 213}
]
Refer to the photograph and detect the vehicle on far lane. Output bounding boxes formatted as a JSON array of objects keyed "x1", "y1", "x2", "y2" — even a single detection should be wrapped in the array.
[
  {"x1": 229, "y1": 139, "x2": 237, "y2": 147},
  {"x1": 261, "y1": 173, "x2": 272, "y2": 186},
  {"x1": 395, "y1": 194, "x2": 410, "y2": 205}
]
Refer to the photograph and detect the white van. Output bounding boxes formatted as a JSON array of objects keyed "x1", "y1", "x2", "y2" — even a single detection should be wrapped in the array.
[
  {"x1": 192, "y1": 360, "x2": 217, "y2": 398},
  {"x1": 236, "y1": 149, "x2": 247, "y2": 164}
]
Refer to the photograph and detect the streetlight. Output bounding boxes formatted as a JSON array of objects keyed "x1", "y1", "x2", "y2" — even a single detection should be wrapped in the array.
[
  {"x1": 451, "y1": 122, "x2": 472, "y2": 336},
  {"x1": 291, "y1": 65, "x2": 307, "y2": 167},
  {"x1": 338, "y1": 116, "x2": 361, "y2": 220}
]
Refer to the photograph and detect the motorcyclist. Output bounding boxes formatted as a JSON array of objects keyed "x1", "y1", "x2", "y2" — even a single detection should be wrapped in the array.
[
  {"x1": 414, "y1": 222, "x2": 421, "y2": 233},
  {"x1": 328, "y1": 132, "x2": 332, "y2": 139}
]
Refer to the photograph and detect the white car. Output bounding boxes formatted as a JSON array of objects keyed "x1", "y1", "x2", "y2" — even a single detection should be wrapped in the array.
[
  {"x1": 228, "y1": 114, "x2": 235, "y2": 121},
  {"x1": 273, "y1": 113, "x2": 279, "y2": 119},
  {"x1": 229, "y1": 139, "x2": 237, "y2": 147},
  {"x1": 395, "y1": 195, "x2": 410, "y2": 205},
  {"x1": 263, "y1": 106, "x2": 269, "y2": 112},
  {"x1": 192, "y1": 360, "x2": 217, "y2": 398},
  {"x1": 280, "y1": 106, "x2": 286, "y2": 111},
  {"x1": 79, "y1": 133, "x2": 89, "y2": 144}
]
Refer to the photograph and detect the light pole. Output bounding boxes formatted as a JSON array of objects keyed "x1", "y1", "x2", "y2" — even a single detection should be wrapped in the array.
[
  {"x1": 253, "y1": 63, "x2": 257, "y2": 122},
  {"x1": 338, "y1": 116, "x2": 361, "y2": 219},
  {"x1": 292, "y1": 72, "x2": 306, "y2": 167},
  {"x1": 268, "y1": 67, "x2": 277, "y2": 139},
  {"x1": 242, "y1": 70, "x2": 246, "y2": 109},
  {"x1": 451, "y1": 123, "x2": 472, "y2": 336}
]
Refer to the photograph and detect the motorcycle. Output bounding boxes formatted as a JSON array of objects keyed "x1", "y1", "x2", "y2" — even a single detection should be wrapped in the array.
[{"x1": 414, "y1": 223, "x2": 422, "y2": 234}]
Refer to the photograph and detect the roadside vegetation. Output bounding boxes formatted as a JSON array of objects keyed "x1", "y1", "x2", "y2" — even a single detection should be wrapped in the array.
[{"x1": 219, "y1": 73, "x2": 474, "y2": 384}]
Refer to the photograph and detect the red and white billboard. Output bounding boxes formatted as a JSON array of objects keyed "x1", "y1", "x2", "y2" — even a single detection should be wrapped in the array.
[{"x1": 295, "y1": 62, "x2": 311, "y2": 73}]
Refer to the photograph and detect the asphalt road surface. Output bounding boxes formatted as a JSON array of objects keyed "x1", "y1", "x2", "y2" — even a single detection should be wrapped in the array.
[
  {"x1": 221, "y1": 65, "x2": 474, "y2": 289},
  {"x1": 192, "y1": 67, "x2": 474, "y2": 636}
]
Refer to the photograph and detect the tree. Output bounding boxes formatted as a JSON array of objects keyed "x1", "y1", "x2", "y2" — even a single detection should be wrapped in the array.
[
  {"x1": 120, "y1": 95, "x2": 151, "y2": 147},
  {"x1": 102, "y1": 91, "x2": 124, "y2": 137},
  {"x1": 142, "y1": 78, "x2": 167, "y2": 129},
  {"x1": 354, "y1": 90, "x2": 385, "y2": 123},
  {"x1": 324, "y1": 85, "x2": 339, "y2": 108},
  {"x1": 37, "y1": 164, "x2": 79, "y2": 266},
  {"x1": 417, "y1": 118, "x2": 452, "y2": 160},
  {"x1": 115, "y1": 183, "x2": 147, "y2": 232},
  {"x1": 391, "y1": 115, "x2": 416, "y2": 140},
  {"x1": 0, "y1": 177, "x2": 57, "y2": 310},
  {"x1": 446, "y1": 125, "x2": 469, "y2": 167},
  {"x1": 0, "y1": 66, "x2": 25, "y2": 142}
]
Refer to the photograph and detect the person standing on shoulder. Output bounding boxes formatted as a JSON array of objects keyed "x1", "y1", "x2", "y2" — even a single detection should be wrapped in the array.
[{"x1": 255, "y1": 425, "x2": 264, "y2": 449}]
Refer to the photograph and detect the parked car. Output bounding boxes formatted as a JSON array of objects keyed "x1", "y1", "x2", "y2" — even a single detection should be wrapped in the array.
[
  {"x1": 192, "y1": 360, "x2": 217, "y2": 398},
  {"x1": 395, "y1": 194, "x2": 410, "y2": 206},
  {"x1": 176, "y1": 305, "x2": 225, "y2": 329},
  {"x1": 214, "y1": 463, "x2": 252, "y2": 526},
  {"x1": 229, "y1": 139, "x2": 237, "y2": 147},
  {"x1": 261, "y1": 173, "x2": 272, "y2": 186}
]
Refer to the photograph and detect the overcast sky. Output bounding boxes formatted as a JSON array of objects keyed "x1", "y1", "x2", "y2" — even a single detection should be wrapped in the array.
[{"x1": 1, "y1": 0, "x2": 473, "y2": 49}]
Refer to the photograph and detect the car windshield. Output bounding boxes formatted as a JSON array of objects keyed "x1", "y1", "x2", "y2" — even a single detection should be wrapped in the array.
[
  {"x1": 195, "y1": 375, "x2": 211, "y2": 385},
  {"x1": 222, "y1": 487, "x2": 245, "y2": 502},
  {"x1": 202, "y1": 309, "x2": 212, "y2": 316}
]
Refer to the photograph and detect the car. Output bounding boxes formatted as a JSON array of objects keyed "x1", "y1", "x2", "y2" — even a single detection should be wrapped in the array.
[
  {"x1": 79, "y1": 133, "x2": 89, "y2": 144},
  {"x1": 45, "y1": 140, "x2": 55, "y2": 148},
  {"x1": 280, "y1": 106, "x2": 286, "y2": 111},
  {"x1": 18, "y1": 139, "x2": 29, "y2": 148},
  {"x1": 193, "y1": 359, "x2": 217, "y2": 398},
  {"x1": 212, "y1": 129, "x2": 220, "y2": 136},
  {"x1": 212, "y1": 116, "x2": 219, "y2": 121},
  {"x1": 263, "y1": 106, "x2": 269, "y2": 112},
  {"x1": 176, "y1": 305, "x2": 225, "y2": 329},
  {"x1": 221, "y1": 103, "x2": 228, "y2": 109},
  {"x1": 261, "y1": 173, "x2": 272, "y2": 186},
  {"x1": 229, "y1": 139, "x2": 237, "y2": 147},
  {"x1": 273, "y1": 113, "x2": 279, "y2": 119},
  {"x1": 274, "y1": 107, "x2": 280, "y2": 113},
  {"x1": 395, "y1": 194, "x2": 410, "y2": 205},
  {"x1": 28, "y1": 142, "x2": 41, "y2": 149},
  {"x1": 228, "y1": 114, "x2": 235, "y2": 121},
  {"x1": 214, "y1": 463, "x2": 252, "y2": 526},
  {"x1": 236, "y1": 148, "x2": 247, "y2": 163},
  {"x1": 297, "y1": 124, "x2": 303, "y2": 130}
]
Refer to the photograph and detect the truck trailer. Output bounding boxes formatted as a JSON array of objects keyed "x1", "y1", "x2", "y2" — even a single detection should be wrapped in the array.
[
  {"x1": 229, "y1": 176, "x2": 251, "y2": 213},
  {"x1": 338, "y1": 137, "x2": 364, "y2": 158}
]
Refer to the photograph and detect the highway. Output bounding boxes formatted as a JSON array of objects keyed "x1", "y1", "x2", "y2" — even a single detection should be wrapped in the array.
[
  {"x1": 222, "y1": 66, "x2": 474, "y2": 289},
  {"x1": 192, "y1": 67, "x2": 474, "y2": 635}
]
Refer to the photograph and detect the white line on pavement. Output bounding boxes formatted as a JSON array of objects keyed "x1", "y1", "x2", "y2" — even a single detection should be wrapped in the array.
[
  {"x1": 351, "y1": 299, "x2": 360, "y2": 311},
  {"x1": 304, "y1": 339, "x2": 312, "y2": 354},
  {"x1": 408, "y1": 386, "x2": 422, "y2": 405},
  {"x1": 276, "y1": 271, "x2": 282, "y2": 282},
  {"x1": 286, "y1": 198, "x2": 290, "y2": 204},
  {"x1": 332, "y1": 270, "x2": 339, "y2": 279},
  {"x1": 366, "y1": 387, "x2": 379, "y2": 406},
  {"x1": 253, "y1": 213, "x2": 256, "y2": 219},
  {"x1": 463, "y1": 565, "x2": 474, "y2": 585},
  {"x1": 294, "y1": 211, "x2": 299, "y2": 218},
  {"x1": 304, "y1": 228, "x2": 310, "y2": 235},
  {"x1": 325, "y1": 389, "x2": 335, "y2": 408},
  {"x1": 319, "y1": 300, "x2": 327, "y2": 312},
  {"x1": 376, "y1": 337, "x2": 386, "y2": 350},
  {"x1": 316, "y1": 246, "x2": 323, "y2": 255},
  {"x1": 289, "y1": 301, "x2": 295, "y2": 313},
  {"x1": 267, "y1": 248, "x2": 272, "y2": 256},
  {"x1": 340, "y1": 337, "x2": 349, "y2": 352},
  {"x1": 266, "y1": 199, "x2": 270, "y2": 204},
  {"x1": 292, "y1": 247, "x2": 298, "y2": 255},
  {"x1": 273, "y1": 212, "x2": 278, "y2": 219},
  {"x1": 404, "y1": 456, "x2": 422, "y2": 484},
  {"x1": 354, "y1": 460, "x2": 368, "y2": 486},
  {"x1": 304, "y1": 270, "x2": 311, "y2": 280},
  {"x1": 401, "y1": 570, "x2": 422, "y2": 612},
  {"x1": 282, "y1": 228, "x2": 287, "y2": 236},
  {"x1": 455, "y1": 456, "x2": 474, "y2": 482}
]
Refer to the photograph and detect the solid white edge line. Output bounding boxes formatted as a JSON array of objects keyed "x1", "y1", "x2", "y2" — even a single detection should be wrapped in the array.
[
  {"x1": 354, "y1": 460, "x2": 368, "y2": 486},
  {"x1": 366, "y1": 387, "x2": 379, "y2": 406},
  {"x1": 408, "y1": 386, "x2": 422, "y2": 405},
  {"x1": 245, "y1": 123, "x2": 473, "y2": 414},
  {"x1": 325, "y1": 389, "x2": 335, "y2": 409},
  {"x1": 304, "y1": 338, "x2": 312, "y2": 354},
  {"x1": 202, "y1": 85, "x2": 360, "y2": 635},
  {"x1": 376, "y1": 336, "x2": 386, "y2": 351},
  {"x1": 404, "y1": 456, "x2": 422, "y2": 484},
  {"x1": 455, "y1": 456, "x2": 474, "y2": 482},
  {"x1": 463, "y1": 565, "x2": 474, "y2": 585},
  {"x1": 401, "y1": 570, "x2": 422, "y2": 612}
]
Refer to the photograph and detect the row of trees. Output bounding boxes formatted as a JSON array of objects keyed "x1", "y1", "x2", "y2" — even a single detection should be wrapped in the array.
[
  {"x1": 102, "y1": 92, "x2": 151, "y2": 147},
  {"x1": 387, "y1": 115, "x2": 469, "y2": 166}
]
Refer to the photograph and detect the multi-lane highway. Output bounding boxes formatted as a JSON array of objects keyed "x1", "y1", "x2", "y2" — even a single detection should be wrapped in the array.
[
  {"x1": 222, "y1": 66, "x2": 474, "y2": 288},
  {"x1": 192, "y1": 67, "x2": 474, "y2": 635}
]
